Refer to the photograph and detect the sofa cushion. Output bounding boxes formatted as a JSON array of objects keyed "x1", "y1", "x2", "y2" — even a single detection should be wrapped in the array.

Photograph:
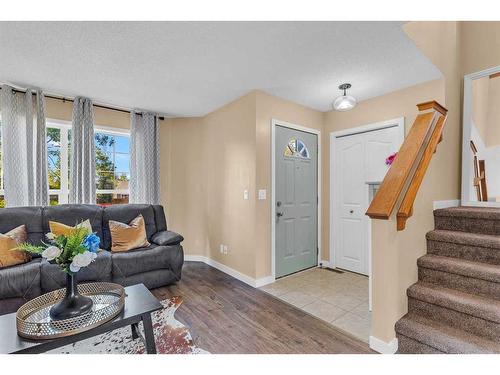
[
  {"x1": 49, "y1": 219, "x2": 93, "y2": 237},
  {"x1": 40, "y1": 250, "x2": 112, "y2": 293},
  {"x1": 111, "y1": 244, "x2": 183, "y2": 278},
  {"x1": 0, "y1": 225, "x2": 32, "y2": 268},
  {"x1": 152, "y1": 205, "x2": 168, "y2": 232},
  {"x1": 103, "y1": 204, "x2": 156, "y2": 250},
  {"x1": 109, "y1": 214, "x2": 150, "y2": 252},
  {"x1": 43, "y1": 205, "x2": 104, "y2": 245},
  {"x1": 151, "y1": 230, "x2": 184, "y2": 246},
  {"x1": 0, "y1": 258, "x2": 41, "y2": 300},
  {"x1": 0, "y1": 206, "x2": 44, "y2": 245}
]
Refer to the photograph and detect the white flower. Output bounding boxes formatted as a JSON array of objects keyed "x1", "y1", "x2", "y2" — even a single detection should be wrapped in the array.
[
  {"x1": 41, "y1": 246, "x2": 62, "y2": 261},
  {"x1": 46, "y1": 232, "x2": 56, "y2": 240},
  {"x1": 69, "y1": 251, "x2": 93, "y2": 273}
]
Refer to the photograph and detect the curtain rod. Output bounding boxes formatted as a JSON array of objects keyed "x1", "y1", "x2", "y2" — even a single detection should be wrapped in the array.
[{"x1": 0, "y1": 86, "x2": 166, "y2": 121}]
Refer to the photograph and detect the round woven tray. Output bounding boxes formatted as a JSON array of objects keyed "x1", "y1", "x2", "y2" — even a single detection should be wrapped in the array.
[{"x1": 16, "y1": 282, "x2": 125, "y2": 340}]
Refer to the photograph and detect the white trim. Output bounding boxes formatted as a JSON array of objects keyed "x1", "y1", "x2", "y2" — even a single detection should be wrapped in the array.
[
  {"x1": 183, "y1": 255, "x2": 274, "y2": 288},
  {"x1": 319, "y1": 260, "x2": 330, "y2": 268},
  {"x1": 255, "y1": 276, "x2": 275, "y2": 288},
  {"x1": 369, "y1": 336, "x2": 398, "y2": 354},
  {"x1": 184, "y1": 255, "x2": 206, "y2": 262},
  {"x1": 330, "y1": 117, "x2": 405, "y2": 312},
  {"x1": 271, "y1": 118, "x2": 321, "y2": 280},
  {"x1": 433, "y1": 199, "x2": 461, "y2": 210},
  {"x1": 462, "y1": 65, "x2": 500, "y2": 208}
]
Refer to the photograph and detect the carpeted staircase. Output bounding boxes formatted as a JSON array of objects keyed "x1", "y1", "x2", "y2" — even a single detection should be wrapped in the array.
[{"x1": 395, "y1": 206, "x2": 500, "y2": 353}]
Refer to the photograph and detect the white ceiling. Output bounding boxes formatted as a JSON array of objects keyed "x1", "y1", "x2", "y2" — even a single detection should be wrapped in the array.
[{"x1": 0, "y1": 22, "x2": 441, "y2": 117}]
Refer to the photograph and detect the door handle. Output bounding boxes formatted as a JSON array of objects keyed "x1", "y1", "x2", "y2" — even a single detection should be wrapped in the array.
[{"x1": 277, "y1": 212, "x2": 284, "y2": 217}]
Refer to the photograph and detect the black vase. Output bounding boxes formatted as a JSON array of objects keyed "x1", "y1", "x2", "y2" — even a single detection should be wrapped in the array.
[{"x1": 49, "y1": 273, "x2": 93, "y2": 321}]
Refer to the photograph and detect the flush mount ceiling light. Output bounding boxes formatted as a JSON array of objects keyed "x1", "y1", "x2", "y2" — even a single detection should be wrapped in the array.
[{"x1": 332, "y1": 83, "x2": 357, "y2": 111}]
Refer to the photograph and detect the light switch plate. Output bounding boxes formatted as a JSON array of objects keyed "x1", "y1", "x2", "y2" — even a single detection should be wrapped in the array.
[
  {"x1": 243, "y1": 190, "x2": 249, "y2": 200},
  {"x1": 258, "y1": 189, "x2": 267, "y2": 200}
]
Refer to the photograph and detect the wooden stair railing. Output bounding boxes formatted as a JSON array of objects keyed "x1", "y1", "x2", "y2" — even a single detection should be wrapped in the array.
[{"x1": 366, "y1": 101, "x2": 448, "y2": 230}]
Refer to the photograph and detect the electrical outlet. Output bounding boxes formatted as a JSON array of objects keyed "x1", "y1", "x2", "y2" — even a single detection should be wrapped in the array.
[
  {"x1": 223, "y1": 245, "x2": 228, "y2": 255},
  {"x1": 219, "y1": 244, "x2": 224, "y2": 254},
  {"x1": 258, "y1": 189, "x2": 266, "y2": 200}
]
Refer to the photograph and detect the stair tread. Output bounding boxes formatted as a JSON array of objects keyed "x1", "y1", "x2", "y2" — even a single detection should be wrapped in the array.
[
  {"x1": 434, "y1": 206, "x2": 500, "y2": 220},
  {"x1": 418, "y1": 254, "x2": 500, "y2": 283},
  {"x1": 427, "y1": 229, "x2": 500, "y2": 249},
  {"x1": 408, "y1": 282, "x2": 500, "y2": 323},
  {"x1": 396, "y1": 312, "x2": 500, "y2": 353}
]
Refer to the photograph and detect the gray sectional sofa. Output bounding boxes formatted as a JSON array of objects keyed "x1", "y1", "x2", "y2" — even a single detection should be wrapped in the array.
[{"x1": 0, "y1": 204, "x2": 184, "y2": 315}]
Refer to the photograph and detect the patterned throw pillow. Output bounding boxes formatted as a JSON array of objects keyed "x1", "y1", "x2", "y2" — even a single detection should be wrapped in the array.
[
  {"x1": 0, "y1": 225, "x2": 31, "y2": 268},
  {"x1": 109, "y1": 214, "x2": 150, "y2": 252},
  {"x1": 49, "y1": 219, "x2": 93, "y2": 237}
]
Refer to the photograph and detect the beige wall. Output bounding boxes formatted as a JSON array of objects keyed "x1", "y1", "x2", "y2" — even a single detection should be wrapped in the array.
[
  {"x1": 357, "y1": 21, "x2": 465, "y2": 344},
  {"x1": 471, "y1": 76, "x2": 500, "y2": 148},
  {"x1": 40, "y1": 21, "x2": 500, "y2": 347},
  {"x1": 160, "y1": 93, "x2": 258, "y2": 278},
  {"x1": 472, "y1": 76, "x2": 490, "y2": 142},
  {"x1": 45, "y1": 97, "x2": 133, "y2": 129},
  {"x1": 363, "y1": 21, "x2": 500, "y2": 344},
  {"x1": 322, "y1": 79, "x2": 446, "y2": 266},
  {"x1": 486, "y1": 78, "x2": 500, "y2": 147},
  {"x1": 160, "y1": 90, "x2": 324, "y2": 280},
  {"x1": 160, "y1": 117, "x2": 207, "y2": 257},
  {"x1": 254, "y1": 91, "x2": 324, "y2": 278}
]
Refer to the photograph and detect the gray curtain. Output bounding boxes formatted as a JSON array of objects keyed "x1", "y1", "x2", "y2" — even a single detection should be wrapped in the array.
[
  {"x1": 70, "y1": 97, "x2": 96, "y2": 204},
  {"x1": 130, "y1": 111, "x2": 160, "y2": 204},
  {"x1": 0, "y1": 85, "x2": 48, "y2": 207}
]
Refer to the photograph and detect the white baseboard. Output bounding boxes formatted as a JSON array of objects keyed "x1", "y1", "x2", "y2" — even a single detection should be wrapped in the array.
[
  {"x1": 184, "y1": 255, "x2": 206, "y2": 262},
  {"x1": 255, "y1": 276, "x2": 275, "y2": 288},
  {"x1": 369, "y1": 336, "x2": 398, "y2": 354},
  {"x1": 433, "y1": 199, "x2": 460, "y2": 210},
  {"x1": 184, "y1": 255, "x2": 274, "y2": 288},
  {"x1": 319, "y1": 260, "x2": 330, "y2": 268}
]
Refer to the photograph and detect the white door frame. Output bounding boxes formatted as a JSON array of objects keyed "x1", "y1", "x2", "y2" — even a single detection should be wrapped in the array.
[
  {"x1": 271, "y1": 119, "x2": 321, "y2": 281},
  {"x1": 462, "y1": 64, "x2": 500, "y2": 207},
  {"x1": 330, "y1": 117, "x2": 405, "y2": 310}
]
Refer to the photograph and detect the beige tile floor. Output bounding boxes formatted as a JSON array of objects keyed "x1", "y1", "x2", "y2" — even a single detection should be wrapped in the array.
[{"x1": 259, "y1": 267, "x2": 371, "y2": 342}]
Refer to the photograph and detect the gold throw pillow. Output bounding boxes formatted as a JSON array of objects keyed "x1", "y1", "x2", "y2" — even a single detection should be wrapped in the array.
[
  {"x1": 109, "y1": 214, "x2": 150, "y2": 252},
  {"x1": 0, "y1": 225, "x2": 31, "y2": 268},
  {"x1": 49, "y1": 219, "x2": 93, "y2": 237}
]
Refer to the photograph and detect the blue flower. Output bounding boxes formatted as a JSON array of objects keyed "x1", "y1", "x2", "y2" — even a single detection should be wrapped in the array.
[{"x1": 83, "y1": 233, "x2": 100, "y2": 253}]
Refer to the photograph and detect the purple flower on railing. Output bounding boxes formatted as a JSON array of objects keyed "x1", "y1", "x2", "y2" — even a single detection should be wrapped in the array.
[{"x1": 385, "y1": 152, "x2": 397, "y2": 166}]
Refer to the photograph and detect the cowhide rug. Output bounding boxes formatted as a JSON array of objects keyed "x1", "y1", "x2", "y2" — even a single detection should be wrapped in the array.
[{"x1": 50, "y1": 296, "x2": 209, "y2": 354}]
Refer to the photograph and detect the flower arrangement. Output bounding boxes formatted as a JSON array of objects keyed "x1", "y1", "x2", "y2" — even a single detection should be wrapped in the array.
[
  {"x1": 385, "y1": 152, "x2": 398, "y2": 166},
  {"x1": 18, "y1": 224, "x2": 100, "y2": 274}
]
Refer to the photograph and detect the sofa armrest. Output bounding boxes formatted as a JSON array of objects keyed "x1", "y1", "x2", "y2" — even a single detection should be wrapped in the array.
[{"x1": 151, "y1": 230, "x2": 184, "y2": 246}]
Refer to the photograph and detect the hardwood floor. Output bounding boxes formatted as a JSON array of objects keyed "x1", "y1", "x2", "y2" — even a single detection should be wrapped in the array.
[{"x1": 152, "y1": 261, "x2": 373, "y2": 354}]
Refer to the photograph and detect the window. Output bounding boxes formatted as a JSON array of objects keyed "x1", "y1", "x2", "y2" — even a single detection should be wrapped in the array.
[
  {"x1": 0, "y1": 121, "x2": 130, "y2": 208},
  {"x1": 47, "y1": 123, "x2": 131, "y2": 206},
  {"x1": 284, "y1": 138, "x2": 310, "y2": 159},
  {"x1": 47, "y1": 122, "x2": 70, "y2": 204},
  {"x1": 94, "y1": 131, "x2": 130, "y2": 206}
]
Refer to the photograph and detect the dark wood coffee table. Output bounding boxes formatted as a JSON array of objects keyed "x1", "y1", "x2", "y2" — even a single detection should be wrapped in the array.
[{"x1": 0, "y1": 283, "x2": 163, "y2": 354}]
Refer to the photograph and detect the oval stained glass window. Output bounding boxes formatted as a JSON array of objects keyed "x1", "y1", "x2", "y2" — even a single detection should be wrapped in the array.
[{"x1": 283, "y1": 138, "x2": 310, "y2": 159}]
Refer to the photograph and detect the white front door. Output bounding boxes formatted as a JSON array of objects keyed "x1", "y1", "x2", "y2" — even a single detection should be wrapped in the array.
[{"x1": 333, "y1": 124, "x2": 402, "y2": 275}]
